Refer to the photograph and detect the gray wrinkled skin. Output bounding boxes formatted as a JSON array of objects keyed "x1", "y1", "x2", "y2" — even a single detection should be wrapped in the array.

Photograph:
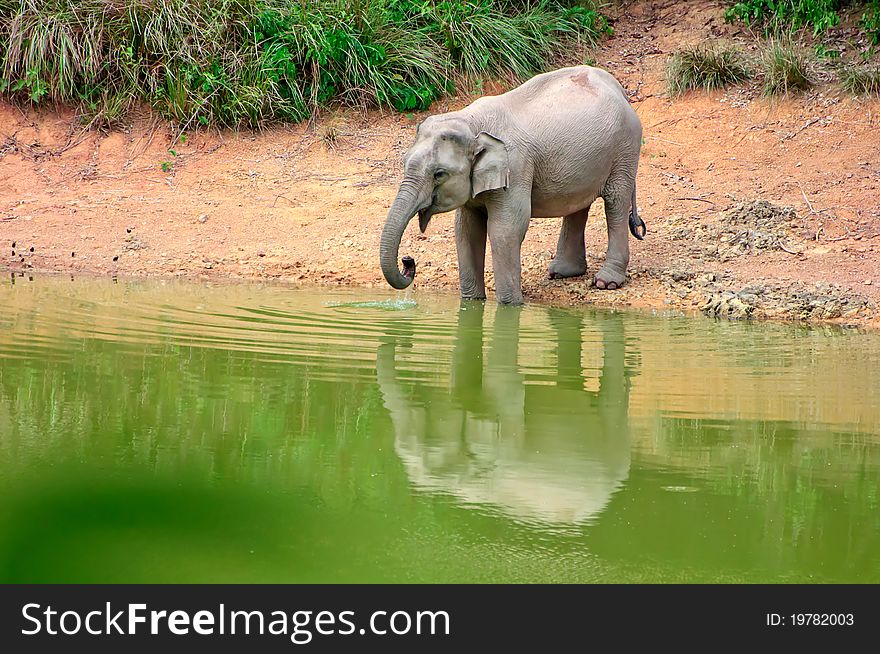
[{"x1": 379, "y1": 65, "x2": 644, "y2": 305}]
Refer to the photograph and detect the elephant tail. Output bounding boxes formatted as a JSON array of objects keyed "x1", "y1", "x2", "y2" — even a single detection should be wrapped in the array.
[{"x1": 628, "y1": 185, "x2": 646, "y2": 240}]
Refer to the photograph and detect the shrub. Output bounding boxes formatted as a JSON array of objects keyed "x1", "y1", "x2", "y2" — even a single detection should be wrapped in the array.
[
  {"x1": 840, "y1": 63, "x2": 880, "y2": 94},
  {"x1": 761, "y1": 39, "x2": 815, "y2": 95},
  {"x1": 666, "y1": 43, "x2": 752, "y2": 96}
]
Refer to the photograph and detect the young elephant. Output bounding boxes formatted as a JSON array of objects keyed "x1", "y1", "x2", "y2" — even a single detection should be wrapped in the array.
[{"x1": 379, "y1": 65, "x2": 645, "y2": 305}]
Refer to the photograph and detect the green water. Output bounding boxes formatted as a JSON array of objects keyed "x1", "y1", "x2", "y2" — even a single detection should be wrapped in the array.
[{"x1": 1, "y1": 275, "x2": 878, "y2": 583}]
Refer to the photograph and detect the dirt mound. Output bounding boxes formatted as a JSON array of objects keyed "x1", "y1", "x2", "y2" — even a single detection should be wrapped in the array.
[{"x1": 671, "y1": 200, "x2": 801, "y2": 261}]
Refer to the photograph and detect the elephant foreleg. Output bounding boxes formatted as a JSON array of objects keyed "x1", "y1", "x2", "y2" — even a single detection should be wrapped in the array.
[
  {"x1": 487, "y1": 197, "x2": 530, "y2": 305},
  {"x1": 548, "y1": 206, "x2": 590, "y2": 279},
  {"x1": 455, "y1": 206, "x2": 488, "y2": 300}
]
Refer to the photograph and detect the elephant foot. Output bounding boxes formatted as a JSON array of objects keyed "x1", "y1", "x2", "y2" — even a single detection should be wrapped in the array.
[
  {"x1": 547, "y1": 258, "x2": 587, "y2": 280},
  {"x1": 496, "y1": 290, "x2": 524, "y2": 306},
  {"x1": 594, "y1": 268, "x2": 626, "y2": 290}
]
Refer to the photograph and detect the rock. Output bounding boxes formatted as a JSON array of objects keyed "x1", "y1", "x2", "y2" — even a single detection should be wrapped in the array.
[
  {"x1": 701, "y1": 291, "x2": 754, "y2": 319},
  {"x1": 123, "y1": 235, "x2": 147, "y2": 251},
  {"x1": 671, "y1": 270, "x2": 694, "y2": 282},
  {"x1": 696, "y1": 272, "x2": 717, "y2": 286},
  {"x1": 197, "y1": 214, "x2": 208, "y2": 223}
]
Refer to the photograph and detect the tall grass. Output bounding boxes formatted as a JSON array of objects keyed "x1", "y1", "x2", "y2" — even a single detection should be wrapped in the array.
[
  {"x1": 428, "y1": 1, "x2": 594, "y2": 79},
  {"x1": 0, "y1": 0, "x2": 309, "y2": 127},
  {"x1": 0, "y1": 0, "x2": 610, "y2": 128}
]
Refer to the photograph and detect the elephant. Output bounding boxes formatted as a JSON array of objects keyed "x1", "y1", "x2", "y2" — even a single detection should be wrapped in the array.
[
  {"x1": 379, "y1": 65, "x2": 646, "y2": 305},
  {"x1": 375, "y1": 303, "x2": 633, "y2": 526}
]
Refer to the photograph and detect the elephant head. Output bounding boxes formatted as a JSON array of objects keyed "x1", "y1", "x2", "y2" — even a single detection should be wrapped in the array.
[{"x1": 380, "y1": 116, "x2": 510, "y2": 289}]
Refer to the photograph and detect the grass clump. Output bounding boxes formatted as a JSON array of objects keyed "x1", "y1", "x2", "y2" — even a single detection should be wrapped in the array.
[
  {"x1": 761, "y1": 40, "x2": 815, "y2": 95},
  {"x1": 666, "y1": 44, "x2": 752, "y2": 96},
  {"x1": 840, "y1": 63, "x2": 880, "y2": 94},
  {"x1": 0, "y1": 0, "x2": 611, "y2": 129}
]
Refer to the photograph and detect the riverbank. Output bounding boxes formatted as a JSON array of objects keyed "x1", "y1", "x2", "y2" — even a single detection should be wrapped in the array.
[{"x1": 2, "y1": 1, "x2": 879, "y2": 328}]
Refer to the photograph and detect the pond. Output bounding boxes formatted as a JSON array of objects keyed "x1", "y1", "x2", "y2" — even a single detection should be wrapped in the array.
[{"x1": 1, "y1": 275, "x2": 878, "y2": 583}]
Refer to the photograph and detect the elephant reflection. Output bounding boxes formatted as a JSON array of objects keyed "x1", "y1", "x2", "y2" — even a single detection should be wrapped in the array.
[{"x1": 375, "y1": 303, "x2": 633, "y2": 526}]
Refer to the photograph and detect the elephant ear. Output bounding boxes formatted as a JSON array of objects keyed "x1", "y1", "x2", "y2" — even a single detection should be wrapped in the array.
[{"x1": 471, "y1": 132, "x2": 509, "y2": 197}]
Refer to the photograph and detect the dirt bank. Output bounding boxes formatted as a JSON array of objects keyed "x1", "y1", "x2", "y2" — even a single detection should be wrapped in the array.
[{"x1": 2, "y1": 1, "x2": 879, "y2": 328}]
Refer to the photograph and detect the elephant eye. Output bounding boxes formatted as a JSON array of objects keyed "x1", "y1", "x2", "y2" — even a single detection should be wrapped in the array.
[{"x1": 433, "y1": 169, "x2": 448, "y2": 181}]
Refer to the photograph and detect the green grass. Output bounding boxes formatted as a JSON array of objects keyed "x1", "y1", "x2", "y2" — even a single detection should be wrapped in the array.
[
  {"x1": 724, "y1": 0, "x2": 841, "y2": 35},
  {"x1": 666, "y1": 43, "x2": 752, "y2": 97},
  {"x1": 840, "y1": 63, "x2": 880, "y2": 94},
  {"x1": 725, "y1": 1, "x2": 880, "y2": 44},
  {"x1": 761, "y1": 39, "x2": 815, "y2": 95},
  {"x1": 0, "y1": 0, "x2": 610, "y2": 128},
  {"x1": 863, "y1": 0, "x2": 880, "y2": 46}
]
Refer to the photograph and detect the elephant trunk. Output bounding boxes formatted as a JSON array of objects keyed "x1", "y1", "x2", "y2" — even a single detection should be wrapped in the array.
[{"x1": 380, "y1": 178, "x2": 427, "y2": 290}]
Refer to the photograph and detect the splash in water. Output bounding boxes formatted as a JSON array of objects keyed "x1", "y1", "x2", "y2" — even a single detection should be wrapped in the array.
[{"x1": 327, "y1": 299, "x2": 418, "y2": 311}]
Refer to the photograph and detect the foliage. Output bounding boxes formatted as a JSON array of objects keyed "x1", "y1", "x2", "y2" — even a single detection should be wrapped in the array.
[
  {"x1": 724, "y1": 0, "x2": 842, "y2": 34},
  {"x1": 0, "y1": 0, "x2": 610, "y2": 128},
  {"x1": 666, "y1": 43, "x2": 753, "y2": 96},
  {"x1": 725, "y1": 0, "x2": 880, "y2": 41},
  {"x1": 863, "y1": 0, "x2": 880, "y2": 45}
]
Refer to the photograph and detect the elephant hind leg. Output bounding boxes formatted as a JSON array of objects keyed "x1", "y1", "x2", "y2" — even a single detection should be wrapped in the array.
[
  {"x1": 548, "y1": 206, "x2": 590, "y2": 280},
  {"x1": 595, "y1": 181, "x2": 634, "y2": 290}
]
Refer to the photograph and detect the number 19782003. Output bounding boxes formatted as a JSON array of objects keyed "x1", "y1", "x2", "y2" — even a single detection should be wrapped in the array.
[{"x1": 766, "y1": 614, "x2": 854, "y2": 626}]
